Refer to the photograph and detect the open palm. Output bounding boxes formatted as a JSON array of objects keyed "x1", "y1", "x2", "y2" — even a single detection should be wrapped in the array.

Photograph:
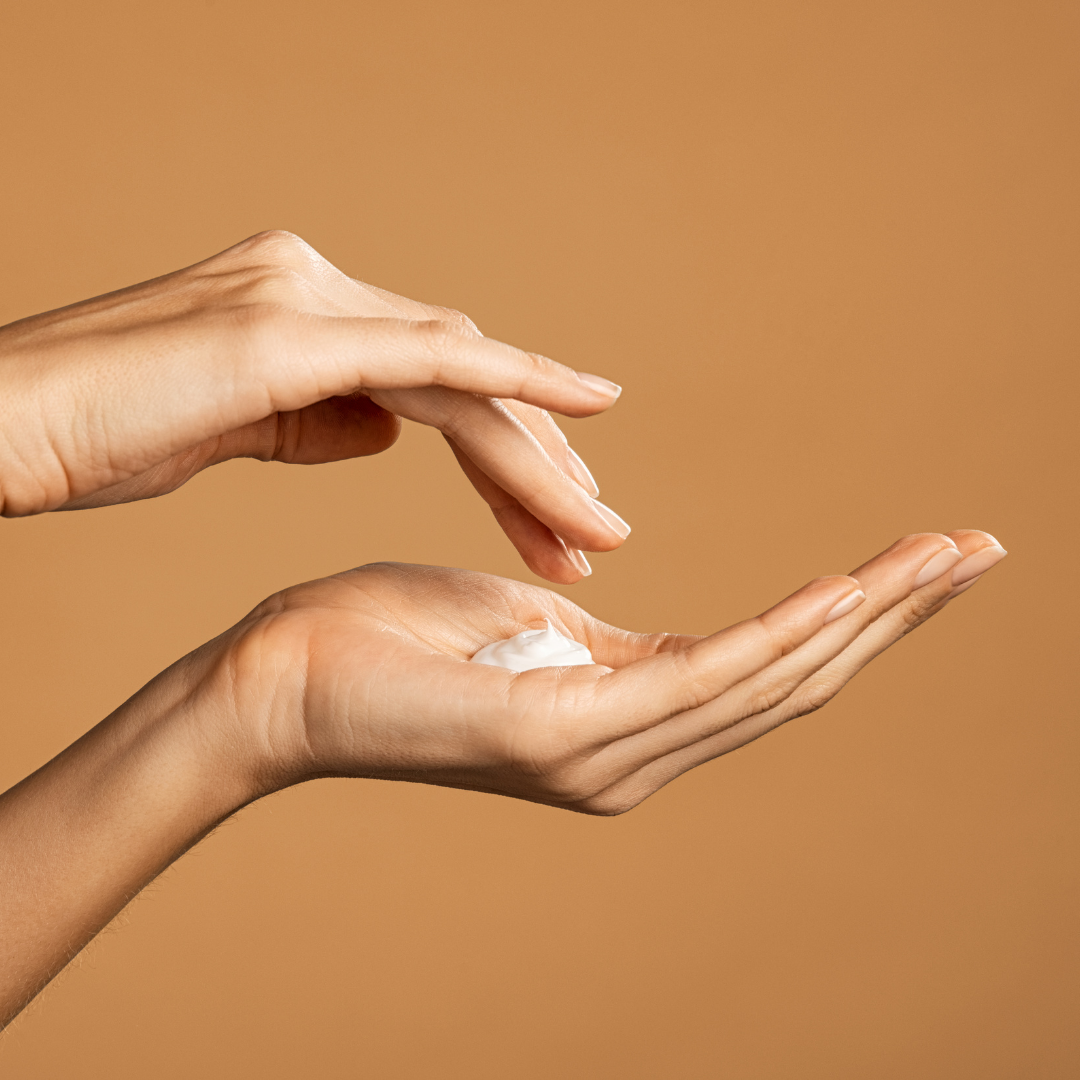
[
  {"x1": 221, "y1": 529, "x2": 1004, "y2": 814},
  {"x1": 0, "y1": 528, "x2": 1005, "y2": 1024}
]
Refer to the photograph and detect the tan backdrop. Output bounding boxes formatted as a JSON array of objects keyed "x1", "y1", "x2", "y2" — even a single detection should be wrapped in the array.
[{"x1": 1, "y1": 1, "x2": 1077, "y2": 1076}]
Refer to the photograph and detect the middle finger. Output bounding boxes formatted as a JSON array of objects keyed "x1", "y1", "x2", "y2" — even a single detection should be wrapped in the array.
[
  {"x1": 369, "y1": 386, "x2": 630, "y2": 552},
  {"x1": 578, "y1": 533, "x2": 961, "y2": 759}
]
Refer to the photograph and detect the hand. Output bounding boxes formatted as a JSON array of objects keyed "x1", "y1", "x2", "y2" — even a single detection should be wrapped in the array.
[
  {"x1": 0, "y1": 231, "x2": 627, "y2": 582},
  {"x1": 0, "y1": 529, "x2": 1006, "y2": 1022},
  {"x1": 219, "y1": 529, "x2": 1007, "y2": 811}
]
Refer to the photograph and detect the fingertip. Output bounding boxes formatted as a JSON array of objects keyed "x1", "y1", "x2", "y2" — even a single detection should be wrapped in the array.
[
  {"x1": 519, "y1": 534, "x2": 593, "y2": 585},
  {"x1": 566, "y1": 546, "x2": 593, "y2": 579},
  {"x1": 849, "y1": 532, "x2": 960, "y2": 584},
  {"x1": 575, "y1": 372, "x2": 623, "y2": 401},
  {"x1": 364, "y1": 402, "x2": 403, "y2": 454},
  {"x1": 950, "y1": 542, "x2": 1007, "y2": 586},
  {"x1": 534, "y1": 564, "x2": 589, "y2": 585}
]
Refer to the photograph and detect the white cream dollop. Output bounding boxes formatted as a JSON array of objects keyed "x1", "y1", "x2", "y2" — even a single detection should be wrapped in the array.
[{"x1": 470, "y1": 620, "x2": 595, "y2": 673}]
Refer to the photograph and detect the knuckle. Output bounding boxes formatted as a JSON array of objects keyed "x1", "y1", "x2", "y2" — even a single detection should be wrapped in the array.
[
  {"x1": 521, "y1": 350, "x2": 551, "y2": 384},
  {"x1": 899, "y1": 591, "x2": 942, "y2": 630},
  {"x1": 668, "y1": 650, "x2": 716, "y2": 712},
  {"x1": 208, "y1": 262, "x2": 316, "y2": 312},
  {"x1": 792, "y1": 678, "x2": 839, "y2": 717},
  {"x1": 405, "y1": 320, "x2": 469, "y2": 376},
  {"x1": 757, "y1": 613, "x2": 801, "y2": 662},
  {"x1": 746, "y1": 680, "x2": 794, "y2": 718},
  {"x1": 246, "y1": 264, "x2": 311, "y2": 301},
  {"x1": 414, "y1": 318, "x2": 467, "y2": 353},
  {"x1": 431, "y1": 305, "x2": 481, "y2": 335},
  {"x1": 244, "y1": 229, "x2": 311, "y2": 262}
]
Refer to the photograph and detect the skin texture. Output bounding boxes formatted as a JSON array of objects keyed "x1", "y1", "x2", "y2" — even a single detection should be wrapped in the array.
[
  {"x1": 0, "y1": 529, "x2": 1006, "y2": 1026},
  {"x1": 0, "y1": 231, "x2": 628, "y2": 582}
]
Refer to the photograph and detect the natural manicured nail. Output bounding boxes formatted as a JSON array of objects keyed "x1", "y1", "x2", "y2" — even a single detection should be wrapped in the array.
[
  {"x1": 823, "y1": 589, "x2": 866, "y2": 624},
  {"x1": 951, "y1": 543, "x2": 1007, "y2": 586},
  {"x1": 912, "y1": 546, "x2": 964, "y2": 589},
  {"x1": 566, "y1": 447, "x2": 600, "y2": 497},
  {"x1": 566, "y1": 546, "x2": 592, "y2": 577},
  {"x1": 591, "y1": 498, "x2": 631, "y2": 539},
  {"x1": 576, "y1": 372, "x2": 622, "y2": 399}
]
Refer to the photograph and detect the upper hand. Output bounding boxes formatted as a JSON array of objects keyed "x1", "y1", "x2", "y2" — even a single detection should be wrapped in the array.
[
  {"x1": 0, "y1": 231, "x2": 626, "y2": 582},
  {"x1": 197, "y1": 530, "x2": 1006, "y2": 815}
]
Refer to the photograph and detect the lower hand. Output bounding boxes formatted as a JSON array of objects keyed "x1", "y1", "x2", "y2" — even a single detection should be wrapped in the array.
[
  {"x1": 213, "y1": 529, "x2": 1006, "y2": 812},
  {"x1": 0, "y1": 529, "x2": 1006, "y2": 1022}
]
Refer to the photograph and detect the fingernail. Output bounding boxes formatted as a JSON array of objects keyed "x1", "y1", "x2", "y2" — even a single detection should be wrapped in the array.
[
  {"x1": 591, "y1": 498, "x2": 631, "y2": 540},
  {"x1": 946, "y1": 572, "x2": 982, "y2": 600},
  {"x1": 566, "y1": 447, "x2": 600, "y2": 497},
  {"x1": 576, "y1": 372, "x2": 622, "y2": 399},
  {"x1": 567, "y1": 546, "x2": 592, "y2": 577},
  {"x1": 951, "y1": 544, "x2": 1007, "y2": 586},
  {"x1": 823, "y1": 589, "x2": 866, "y2": 623},
  {"x1": 912, "y1": 546, "x2": 964, "y2": 589}
]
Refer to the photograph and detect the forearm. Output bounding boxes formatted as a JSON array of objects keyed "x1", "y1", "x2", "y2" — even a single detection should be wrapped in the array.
[{"x1": 0, "y1": 659, "x2": 255, "y2": 1026}]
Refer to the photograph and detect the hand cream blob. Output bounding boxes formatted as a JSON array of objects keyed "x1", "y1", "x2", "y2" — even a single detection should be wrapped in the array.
[{"x1": 470, "y1": 620, "x2": 595, "y2": 673}]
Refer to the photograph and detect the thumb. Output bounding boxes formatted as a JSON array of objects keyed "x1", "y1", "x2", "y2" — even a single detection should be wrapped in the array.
[{"x1": 260, "y1": 393, "x2": 401, "y2": 464}]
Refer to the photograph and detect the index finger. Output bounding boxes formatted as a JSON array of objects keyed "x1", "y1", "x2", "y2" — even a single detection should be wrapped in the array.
[
  {"x1": 576, "y1": 574, "x2": 864, "y2": 741},
  {"x1": 254, "y1": 312, "x2": 622, "y2": 419},
  {"x1": 573, "y1": 532, "x2": 963, "y2": 744}
]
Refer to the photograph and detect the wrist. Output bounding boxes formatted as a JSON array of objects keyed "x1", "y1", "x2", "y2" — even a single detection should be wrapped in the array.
[
  {"x1": 0, "y1": 642, "x2": 267, "y2": 1023},
  {"x1": 172, "y1": 607, "x2": 318, "y2": 800},
  {"x1": 132, "y1": 639, "x2": 281, "y2": 815}
]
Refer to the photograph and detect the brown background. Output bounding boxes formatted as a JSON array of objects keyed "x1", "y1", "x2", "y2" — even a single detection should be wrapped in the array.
[{"x1": 1, "y1": 1, "x2": 1077, "y2": 1076}]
